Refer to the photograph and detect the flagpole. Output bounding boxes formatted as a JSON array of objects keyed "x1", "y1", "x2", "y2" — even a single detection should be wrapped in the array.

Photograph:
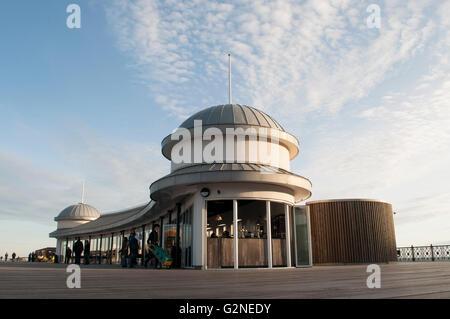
[
  {"x1": 81, "y1": 181, "x2": 85, "y2": 204},
  {"x1": 228, "y1": 53, "x2": 232, "y2": 104}
]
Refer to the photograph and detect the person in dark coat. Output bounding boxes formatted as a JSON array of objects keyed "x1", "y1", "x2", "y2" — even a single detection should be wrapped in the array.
[
  {"x1": 84, "y1": 240, "x2": 91, "y2": 265},
  {"x1": 128, "y1": 230, "x2": 139, "y2": 268},
  {"x1": 145, "y1": 224, "x2": 161, "y2": 268},
  {"x1": 73, "y1": 238, "x2": 83, "y2": 265},
  {"x1": 11, "y1": 252, "x2": 16, "y2": 262},
  {"x1": 121, "y1": 236, "x2": 128, "y2": 268},
  {"x1": 65, "y1": 246, "x2": 72, "y2": 264}
]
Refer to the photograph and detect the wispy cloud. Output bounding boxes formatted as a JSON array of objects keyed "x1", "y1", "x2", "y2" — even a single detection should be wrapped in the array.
[
  {"x1": 298, "y1": 2, "x2": 450, "y2": 245},
  {"x1": 106, "y1": 0, "x2": 435, "y2": 118},
  {"x1": 104, "y1": 0, "x2": 450, "y2": 245},
  {"x1": 0, "y1": 133, "x2": 167, "y2": 225},
  {"x1": 2, "y1": 0, "x2": 448, "y2": 253}
]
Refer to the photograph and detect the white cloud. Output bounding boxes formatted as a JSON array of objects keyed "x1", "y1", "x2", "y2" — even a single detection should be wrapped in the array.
[
  {"x1": 1, "y1": 0, "x2": 448, "y2": 254},
  {"x1": 0, "y1": 151, "x2": 75, "y2": 222},
  {"x1": 297, "y1": 4, "x2": 450, "y2": 245},
  {"x1": 106, "y1": 0, "x2": 436, "y2": 119},
  {"x1": 0, "y1": 133, "x2": 168, "y2": 224},
  {"x1": 104, "y1": 0, "x2": 450, "y2": 245}
]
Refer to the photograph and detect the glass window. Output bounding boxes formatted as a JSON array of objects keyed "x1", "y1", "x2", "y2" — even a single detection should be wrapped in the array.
[
  {"x1": 146, "y1": 227, "x2": 152, "y2": 243},
  {"x1": 181, "y1": 206, "x2": 193, "y2": 267},
  {"x1": 206, "y1": 200, "x2": 234, "y2": 268},
  {"x1": 111, "y1": 234, "x2": 117, "y2": 263},
  {"x1": 295, "y1": 206, "x2": 311, "y2": 266},
  {"x1": 92, "y1": 237, "x2": 98, "y2": 261},
  {"x1": 163, "y1": 224, "x2": 176, "y2": 256},
  {"x1": 237, "y1": 200, "x2": 268, "y2": 268},
  {"x1": 115, "y1": 234, "x2": 121, "y2": 263},
  {"x1": 289, "y1": 206, "x2": 296, "y2": 265},
  {"x1": 271, "y1": 202, "x2": 287, "y2": 267}
]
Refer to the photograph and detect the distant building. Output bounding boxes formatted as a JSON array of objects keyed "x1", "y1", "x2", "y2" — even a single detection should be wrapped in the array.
[{"x1": 50, "y1": 104, "x2": 397, "y2": 268}]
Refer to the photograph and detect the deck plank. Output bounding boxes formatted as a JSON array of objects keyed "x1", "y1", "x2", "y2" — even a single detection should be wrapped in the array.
[{"x1": 0, "y1": 262, "x2": 449, "y2": 299}]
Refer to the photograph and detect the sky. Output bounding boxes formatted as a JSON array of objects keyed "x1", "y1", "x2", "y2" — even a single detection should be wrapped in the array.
[{"x1": 1, "y1": 0, "x2": 449, "y2": 257}]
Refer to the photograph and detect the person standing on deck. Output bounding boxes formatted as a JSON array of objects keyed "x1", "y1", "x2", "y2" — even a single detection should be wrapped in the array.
[
  {"x1": 73, "y1": 238, "x2": 83, "y2": 265},
  {"x1": 121, "y1": 236, "x2": 128, "y2": 268},
  {"x1": 84, "y1": 240, "x2": 90, "y2": 265},
  {"x1": 65, "y1": 246, "x2": 72, "y2": 264},
  {"x1": 145, "y1": 224, "x2": 161, "y2": 269},
  {"x1": 128, "y1": 230, "x2": 139, "y2": 268}
]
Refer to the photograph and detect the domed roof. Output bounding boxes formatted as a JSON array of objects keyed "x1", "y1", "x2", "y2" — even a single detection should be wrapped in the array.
[
  {"x1": 55, "y1": 203, "x2": 101, "y2": 221},
  {"x1": 179, "y1": 104, "x2": 285, "y2": 131}
]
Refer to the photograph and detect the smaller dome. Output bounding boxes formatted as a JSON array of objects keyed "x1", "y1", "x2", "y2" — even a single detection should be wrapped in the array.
[{"x1": 55, "y1": 203, "x2": 100, "y2": 221}]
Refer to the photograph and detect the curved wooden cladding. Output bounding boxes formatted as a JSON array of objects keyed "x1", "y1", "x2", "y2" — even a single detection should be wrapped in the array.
[{"x1": 308, "y1": 201, "x2": 397, "y2": 264}]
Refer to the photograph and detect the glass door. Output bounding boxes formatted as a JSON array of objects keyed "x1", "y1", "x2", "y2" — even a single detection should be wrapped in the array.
[
  {"x1": 163, "y1": 224, "x2": 176, "y2": 255},
  {"x1": 206, "y1": 200, "x2": 234, "y2": 269},
  {"x1": 181, "y1": 206, "x2": 193, "y2": 267},
  {"x1": 294, "y1": 206, "x2": 312, "y2": 267}
]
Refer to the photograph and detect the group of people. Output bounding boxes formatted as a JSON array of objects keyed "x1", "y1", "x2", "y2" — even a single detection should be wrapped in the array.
[
  {"x1": 2, "y1": 252, "x2": 16, "y2": 262},
  {"x1": 65, "y1": 238, "x2": 91, "y2": 265},
  {"x1": 121, "y1": 225, "x2": 161, "y2": 269},
  {"x1": 61, "y1": 224, "x2": 181, "y2": 269},
  {"x1": 27, "y1": 252, "x2": 38, "y2": 262}
]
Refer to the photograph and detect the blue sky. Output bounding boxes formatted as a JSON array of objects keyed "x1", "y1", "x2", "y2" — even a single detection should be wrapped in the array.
[{"x1": 1, "y1": 0, "x2": 450, "y2": 256}]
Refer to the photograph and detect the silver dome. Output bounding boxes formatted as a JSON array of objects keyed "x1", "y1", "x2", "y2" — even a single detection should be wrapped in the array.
[
  {"x1": 179, "y1": 104, "x2": 285, "y2": 131},
  {"x1": 55, "y1": 203, "x2": 100, "y2": 221}
]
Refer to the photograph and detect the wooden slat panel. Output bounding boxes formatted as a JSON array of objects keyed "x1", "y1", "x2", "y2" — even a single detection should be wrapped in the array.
[
  {"x1": 207, "y1": 238, "x2": 219, "y2": 268},
  {"x1": 238, "y1": 238, "x2": 267, "y2": 267},
  {"x1": 221, "y1": 238, "x2": 234, "y2": 267},
  {"x1": 271, "y1": 239, "x2": 286, "y2": 266}
]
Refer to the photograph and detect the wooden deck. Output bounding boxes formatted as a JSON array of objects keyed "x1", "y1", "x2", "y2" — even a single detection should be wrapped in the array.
[{"x1": 0, "y1": 262, "x2": 449, "y2": 298}]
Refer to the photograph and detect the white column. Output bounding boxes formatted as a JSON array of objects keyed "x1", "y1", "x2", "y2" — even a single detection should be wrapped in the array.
[
  {"x1": 56, "y1": 239, "x2": 61, "y2": 262},
  {"x1": 193, "y1": 195, "x2": 205, "y2": 269},
  {"x1": 202, "y1": 199, "x2": 207, "y2": 269},
  {"x1": 115, "y1": 236, "x2": 119, "y2": 263},
  {"x1": 285, "y1": 204, "x2": 292, "y2": 267},
  {"x1": 266, "y1": 201, "x2": 273, "y2": 268},
  {"x1": 233, "y1": 199, "x2": 239, "y2": 269}
]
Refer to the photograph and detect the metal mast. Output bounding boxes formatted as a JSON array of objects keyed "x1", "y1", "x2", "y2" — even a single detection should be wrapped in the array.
[
  {"x1": 228, "y1": 53, "x2": 232, "y2": 104},
  {"x1": 81, "y1": 181, "x2": 85, "y2": 204}
]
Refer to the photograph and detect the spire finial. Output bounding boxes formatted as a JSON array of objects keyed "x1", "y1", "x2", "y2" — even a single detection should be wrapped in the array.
[
  {"x1": 81, "y1": 181, "x2": 85, "y2": 204},
  {"x1": 228, "y1": 53, "x2": 232, "y2": 105}
]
